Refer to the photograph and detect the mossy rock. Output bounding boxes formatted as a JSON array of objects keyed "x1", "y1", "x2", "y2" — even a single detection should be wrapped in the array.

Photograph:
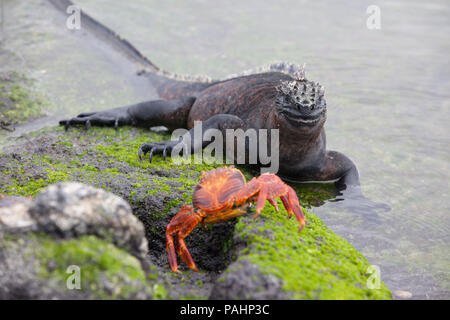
[
  {"x1": 211, "y1": 207, "x2": 391, "y2": 299},
  {"x1": 0, "y1": 125, "x2": 391, "y2": 299},
  {"x1": 0, "y1": 72, "x2": 48, "y2": 130},
  {"x1": 0, "y1": 126, "x2": 230, "y2": 299},
  {"x1": 0, "y1": 233, "x2": 166, "y2": 299}
]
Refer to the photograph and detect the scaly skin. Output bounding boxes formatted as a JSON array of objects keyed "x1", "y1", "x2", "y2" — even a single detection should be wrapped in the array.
[{"x1": 61, "y1": 69, "x2": 360, "y2": 189}]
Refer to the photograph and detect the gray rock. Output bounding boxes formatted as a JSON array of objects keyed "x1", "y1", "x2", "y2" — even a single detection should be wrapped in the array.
[
  {"x1": 0, "y1": 182, "x2": 148, "y2": 262},
  {"x1": 0, "y1": 182, "x2": 157, "y2": 299},
  {"x1": 393, "y1": 290, "x2": 413, "y2": 299},
  {"x1": 210, "y1": 259, "x2": 285, "y2": 300},
  {"x1": 0, "y1": 235, "x2": 87, "y2": 300},
  {"x1": 0, "y1": 196, "x2": 35, "y2": 232}
]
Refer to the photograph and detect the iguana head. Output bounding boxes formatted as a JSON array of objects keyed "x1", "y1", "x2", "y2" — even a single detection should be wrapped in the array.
[{"x1": 275, "y1": 72, "x2": 327, "y2": 129}]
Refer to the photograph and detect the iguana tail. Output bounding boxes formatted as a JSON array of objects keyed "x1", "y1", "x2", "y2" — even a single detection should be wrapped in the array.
[
  {"x1": 48, "y1": 1, "x2": 307, "y2": 99},
  {"x1": 48, "y1": 0, "x2": 215, "y2": 99}
]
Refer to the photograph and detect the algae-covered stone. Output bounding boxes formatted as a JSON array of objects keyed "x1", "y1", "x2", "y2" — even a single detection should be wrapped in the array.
[
  {"x1": 0, "y1": 182, "x2": 166, "y2": 299},
  {"x1": 1, "y1": 182, "x2": 148, "y2": 263},
  {"x1": 0, "y1": 125, "x2": 392, "y2": 299},
  {"x1": 0, "y1": 72, "x2": 48, "y2": 131},
  {"x1": 0, "y1": 233, "x2": 165, "y2": 299},
  {"x1": 210, "y1": 259, "x2": 285, "y2": 300},
  {"x1": 211, "y1": 208, "x2": 392, "y2": 300},
  {"x1": 29, "y1": 182, "x2": 148, "y2": 262},
  {"x1": 0, "y1": 126, "x2": 230, "y2": 298}
]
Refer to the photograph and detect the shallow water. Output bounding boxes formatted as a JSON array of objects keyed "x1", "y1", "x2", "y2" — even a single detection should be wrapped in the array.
[
  {"x1": 1, "y1": 0, "x2": 449, "y2": 298},
  {"x1": 0, "y1": 0, "x2": 157, "y2": 140}
]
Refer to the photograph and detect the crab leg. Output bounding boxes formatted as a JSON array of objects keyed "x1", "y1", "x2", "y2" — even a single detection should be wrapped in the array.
[
  {"x1": 175, "y1": 213, "x2": 203, "y2": 272},
  {"x1": 253, "y1": 183, "x2": 268, "y2": 219},
  {"x1": 268, "y1": 198, "x2": 279, "y2": 212},
  {"x1": 286, "y1": 187, "x2": 306, "y2": 231},
  {"x1": 280, "y1": 195, "x2": 293, "y2": 218},
  {"x1": 253, "y1": 175, "x2": 306, "y2": 232},
  {"x1": 176, "y1": 235, "x2": 199, "y2": 272},
  {"x1": 233, "y1": 177, "x2": 260, "y2": 206},
  {"x1": 166, "y1": 233, "x2": 179, "y2": 273},
  {"x1": 166, "y1": 205, "x2": 201, "y2": 273}
]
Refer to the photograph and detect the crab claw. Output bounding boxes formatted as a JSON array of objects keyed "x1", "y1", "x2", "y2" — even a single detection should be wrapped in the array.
[{"x1": 166, "y1": 205, "x2": 202, "y2": 273}]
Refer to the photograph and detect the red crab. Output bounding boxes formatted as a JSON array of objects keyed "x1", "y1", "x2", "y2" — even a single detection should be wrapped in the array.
[{"x1": 165, "y1": 166, "x2": 305, "y2": 273}]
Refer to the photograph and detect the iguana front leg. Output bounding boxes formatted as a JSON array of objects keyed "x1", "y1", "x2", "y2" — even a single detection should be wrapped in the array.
[
  {"x1": 59, "y1": 106, "x2": 133, "y2": 130},
  {"x1": 139, "y1": 114, "x2": 244, "y2": 162},
  {"x1": 314, "y1": 151, "x2": 390, "y2": 215},
  {"x1": 59, "y1": 96, "x2": 195, "y2": 131}
]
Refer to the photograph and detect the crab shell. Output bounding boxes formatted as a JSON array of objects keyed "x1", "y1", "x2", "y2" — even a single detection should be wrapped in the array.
[{"x1": 193, "y1": 166, "x2": 252, "y2": 216}]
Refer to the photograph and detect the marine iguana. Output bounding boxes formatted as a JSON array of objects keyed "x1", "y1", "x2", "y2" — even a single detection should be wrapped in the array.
[
  {"x1": 60, "y1": 65, "x2": 367, "y2": 201},
  {"x1": 55, "y1": 0, "x2": 387, "y2": 214}
]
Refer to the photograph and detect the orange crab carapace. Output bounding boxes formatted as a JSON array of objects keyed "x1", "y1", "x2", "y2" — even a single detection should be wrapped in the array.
[{"x1": 165, "y1": 166, "x2": 305, "y2": 273}]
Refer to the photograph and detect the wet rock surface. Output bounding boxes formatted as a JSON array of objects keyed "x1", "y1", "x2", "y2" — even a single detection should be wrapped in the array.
[
  {"x1": 0, "y1": 71, "x2": 47, "y2": 132},
  {"x1": 31, "y1": 182, "x2": 148, "y2": 260},
  {"x1": 0, "y1": 182, "x2": 160, "y2": 299},
  {"x1": 210, "y1": 259, "x2": 285, "y2": 300},
  {"x1": 0, "y1": 235, "x2": 89, "y2": 300},
  {"x1": 0, "y1": 126, "x2": 392, "y2": 299},
  {"x1": 0, "y1": 127, "x2": 237, "y2": 299},
  {"x1": 1, "y1": 182, "x2": 148, "y2": 261}
]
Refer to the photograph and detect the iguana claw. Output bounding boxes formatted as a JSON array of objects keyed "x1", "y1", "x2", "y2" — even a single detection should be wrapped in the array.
[{"x1": 138, "y1": 141, "x2": 176, "y2": 163}]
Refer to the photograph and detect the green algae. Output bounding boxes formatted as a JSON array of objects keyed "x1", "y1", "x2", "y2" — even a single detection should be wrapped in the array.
[
  {"x1": 0, "y1": 72, "x2": 48, "y2": 127},
  {"x1": 0, "y1": 125, "x2": 224, "y2": 298},
  {"x1": 233, "y1": 203, "x2": 391, "y2": 299},
  {"x1": 34, "y1": 234, "x2": 167, "y2": 299},
  {"x1": 0, "y1": 126, "x2": 217, "y2": 201}
]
